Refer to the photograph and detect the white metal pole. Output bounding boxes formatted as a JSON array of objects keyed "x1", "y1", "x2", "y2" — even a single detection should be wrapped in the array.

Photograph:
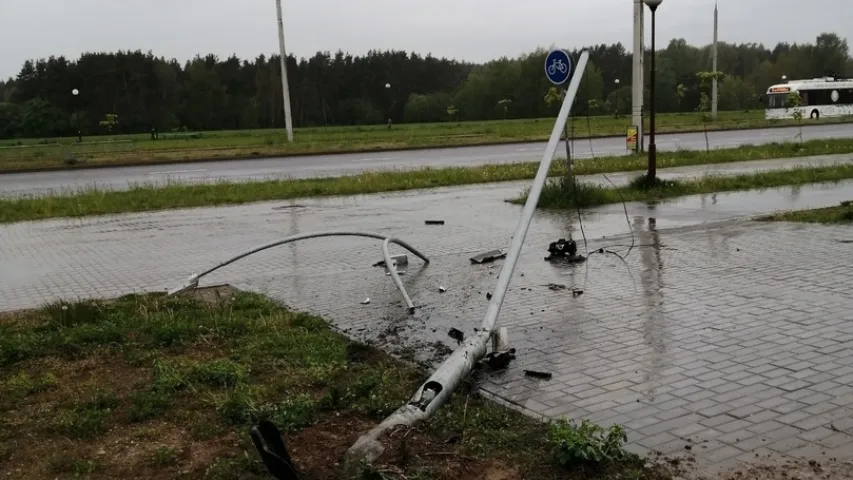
[
  {"x1": 711, "y1": 1, "x2": 719, "y2": 120},
  {"x1": 632, "y1": 0, "x2": 645, "y2": 153},
  {"x1": 275, "y1": 0, "x2": 294, "y2": 142}
]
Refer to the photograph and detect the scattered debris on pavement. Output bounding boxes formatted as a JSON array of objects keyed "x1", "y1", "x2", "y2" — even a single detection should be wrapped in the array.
[
  {"x1": 524, "y1": 370, "x2": 553, "y2": 380},
  {"x1": 545, "y1": 238, "x2": 586, "y2": 263},
  {"x1": 361, "y1": 298, "x2": 370, "y2": 305},
  {"x1": 547, "y1": 283, "x2": 566, "y2": 291},
  {"x1": 483, "y1": 348, "x2": 516, "y2": 370},
  {"x1": 470, "y1": 249, "x2": 507, "y2": 264},
  {"x1": 425, "y1": 220, "x2": 445, "y2": 225},
  {"x1": 438, "y1": 285, "x2": 447, "y2": 293},
  {"x1": 486, "y1": 292, "x2": 492, "y2": 300},
  {"x1": 448, "y1": 327, "x2": 464, "y2": 343},
  {"x1": 572, "y1": 288, "x2": 584, "y2": 297}
]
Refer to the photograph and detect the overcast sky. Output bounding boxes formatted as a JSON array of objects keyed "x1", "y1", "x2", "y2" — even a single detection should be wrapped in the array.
[{"x1": 0, "y1": 0, "x2": 850, "y2": 80}]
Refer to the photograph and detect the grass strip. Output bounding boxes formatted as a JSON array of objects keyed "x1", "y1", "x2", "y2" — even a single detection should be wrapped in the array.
[
  {"x1": 2, "y1": 138, "x2": 853, "y2": 224},
  {"x1": 0, "y1": 288, "x2": 670, "y2": 479},
  {"x1": 758, "y1": 201, "x2": 853, "y2": 224},
  {"x1": 516, "y1": 164, "x2": 853, "y2": 209},
  {"x1": 2, "y1": 111, "x2": 851, "y2": 171}
]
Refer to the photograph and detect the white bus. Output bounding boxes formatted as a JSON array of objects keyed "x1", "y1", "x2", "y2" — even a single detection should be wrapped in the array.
[{"x1": 765, "y1": 77, "x2": 853, "y2": 120}]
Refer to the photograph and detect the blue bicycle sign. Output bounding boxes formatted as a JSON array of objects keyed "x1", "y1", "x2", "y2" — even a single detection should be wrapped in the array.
[{"x1": 544, "y1": 49, "x2": 572, "y2": 85}]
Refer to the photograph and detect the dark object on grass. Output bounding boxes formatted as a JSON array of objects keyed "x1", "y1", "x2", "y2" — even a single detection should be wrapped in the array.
[
  {"x1": 484, "y1": 348, "x2": 517, "y2": 369},
  {"x1": 425, "y1": 220, "x2": 445, "y2": 225},
  {"x1": 545, "y1": 238, "x2": 586, "y2": 263},
  {"x1": 448, "y1": 327, "x2": 464, "y2": 343},
  {"x1": 470, "y1": 249, "x2": 507, "y2": 264},
  {"x1": 524, "y1": 370, "x2": 553, "y2": 380},
  {"x1": 249, "y1": 420, "x2": 299, "y2": 479}
]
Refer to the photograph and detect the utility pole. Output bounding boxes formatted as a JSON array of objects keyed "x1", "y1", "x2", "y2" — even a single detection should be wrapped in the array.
[
  {"x1": 632, "y1": 0, "x2": 645, "y2": 153},
  {"x1": 711, "y1": 1, "x2": 719, "y2": 120},
  {"x1": 275, "y1": 0, "x2": 294, "y2": 141}
]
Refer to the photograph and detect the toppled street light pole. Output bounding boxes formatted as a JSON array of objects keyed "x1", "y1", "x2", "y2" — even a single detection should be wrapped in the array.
[{"x1": 344, "y1": 50, "x2": 591, "y2": 470}]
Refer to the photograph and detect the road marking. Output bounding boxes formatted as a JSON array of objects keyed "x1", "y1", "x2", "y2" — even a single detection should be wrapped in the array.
[{"x1": 146, "y1": 169, "x2": 207, "y2": 175}]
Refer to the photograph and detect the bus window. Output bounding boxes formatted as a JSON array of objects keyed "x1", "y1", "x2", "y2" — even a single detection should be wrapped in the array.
[{"x1": 767, "y1": 94, "x2": 787, "y2": 108}]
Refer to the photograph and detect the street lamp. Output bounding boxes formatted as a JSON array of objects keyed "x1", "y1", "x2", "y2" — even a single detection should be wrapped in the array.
[
  {"x1": 614, "y1": 78, "x2": 621, "y2": 116},
  {"x1": 643, "y1": 0, "x2": 662, "y2": 185},
  {"x1": 385, "y1": 83, "x2": 392, "y2": 128},
  {"x1": 71, "y1": 88, "x2": 81, "y2": 142},
  {"x1": 782, "y1": 75, "x2": 787, "y2": 82}
]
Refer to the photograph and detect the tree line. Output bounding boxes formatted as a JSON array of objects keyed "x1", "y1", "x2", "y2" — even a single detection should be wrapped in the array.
[{"x1": 0, "y1": 32, "x2": 849, "y2": 139}]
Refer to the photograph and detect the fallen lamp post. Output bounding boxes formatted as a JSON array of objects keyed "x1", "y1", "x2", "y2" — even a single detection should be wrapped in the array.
[
  {"x1": 341, "y1": 50, "x2": 591, "y2": 472},
  {"x1": 166, "y1": 231, "x2": 430, "y2": 313}
]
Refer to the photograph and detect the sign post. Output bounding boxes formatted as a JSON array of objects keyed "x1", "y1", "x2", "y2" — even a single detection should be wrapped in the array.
[
  {"x1": 545, "y1": 49, "x2": 574, "y2": 178},
  {"x1": 627, "y1": 125, "x2": 639, "y2": 152}
]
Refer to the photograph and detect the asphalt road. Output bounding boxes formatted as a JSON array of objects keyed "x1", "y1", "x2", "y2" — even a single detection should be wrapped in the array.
[{"x1": 1, "y1": 122, "x2": 851, "y2": 198}]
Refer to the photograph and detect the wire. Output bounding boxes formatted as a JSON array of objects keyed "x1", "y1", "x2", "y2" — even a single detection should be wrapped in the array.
[{"x1": 583, "y1": 113, "x2": 636, "y2": 259}]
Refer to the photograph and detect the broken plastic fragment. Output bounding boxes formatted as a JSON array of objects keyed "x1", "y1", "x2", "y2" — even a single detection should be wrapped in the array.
[
  {"x1": 439, "y1": 285, "x2": 447, "y2": 293},
  {"x1": 361, "y1": 298, "x2": 370, "y2": 305}
]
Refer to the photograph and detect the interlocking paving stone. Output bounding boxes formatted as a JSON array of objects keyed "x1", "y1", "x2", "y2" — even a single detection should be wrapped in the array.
[{"x1": 3, "y1": 181, "x2": 853, "y2": 471}]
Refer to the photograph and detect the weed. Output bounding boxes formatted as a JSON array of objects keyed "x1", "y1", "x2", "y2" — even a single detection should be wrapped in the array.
[
  {"x1": 128, "y1": 388, "x2": 172, "y2": 422},
  {"x1": 761, "y1": 200, "x2": 853, "y2": 224},
  {"x1": 522, "y1": 163, "x2": 853, "y2": 209},
  {"x1": 548, "y1": 419, "x2": 631, "y2": 466},
  {"x1": 152, "y1": 445, "x2": 179, "y2": 466}
]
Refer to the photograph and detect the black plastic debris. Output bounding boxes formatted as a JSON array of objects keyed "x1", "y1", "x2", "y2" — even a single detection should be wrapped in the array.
[
  {"x1": 545, "y1": 238, "x2": 586, "y2": 263},
  {"x1": 486, "y1": 292, "x2": 493, "y2": 300},
  {"x1": 470, "y1": 249, "x2": 507, "y2": 264},
  {"x1": 448, "y1": 327, "x2": 464, "y2": 343},
  {"x1": 425, "y1": 220, "x2": 445, "y2": 225},
  {"x1": 524, "y1": 370, "x2": 553, "y2": 380},
  {"x1": 484, "y1": 348, "x2": 516, "y2": 369},
  {"x1": 249, "y1": 420, "x2": 299, "y2": 480},
  {"x1": 572, "y1": 288, "x2": 584, "y2": 297},
  {"x1": 547, "y1": 283, "x2": 567, "y2": 291}
]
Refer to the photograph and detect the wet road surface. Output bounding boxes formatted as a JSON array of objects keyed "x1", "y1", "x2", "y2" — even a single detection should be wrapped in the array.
[
  {"x1": 1, "y1": 122, "x2": 851, "y2": 198},
  {"x1": 3, "y1": 175, "x2": 853, "y2": 471}
]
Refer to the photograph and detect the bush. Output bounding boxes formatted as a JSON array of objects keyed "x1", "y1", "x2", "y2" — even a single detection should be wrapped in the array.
[{"x1": 547, "y1": 419, "x2": 630, "y2": 467}]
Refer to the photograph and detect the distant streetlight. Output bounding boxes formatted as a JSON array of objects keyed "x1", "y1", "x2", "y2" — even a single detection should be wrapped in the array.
[
  {"x1": 275, "y1": 0, "x2": 294, "y2": 142},
  {"x1": 614, "y1": 79, "x2": 621, "y2": 116},
  {"x1": 385, "y1": 83, "x2": 392, "y2": 128},
  {"x1": 782, "y1": 75, "x2": 787, "y2": 82},
  {"x1": 643, "y1": 0, "x2": 663, "y2": 185},
  {"x1": 71, "y1": 88, "x2": 81, "y2": 142}
]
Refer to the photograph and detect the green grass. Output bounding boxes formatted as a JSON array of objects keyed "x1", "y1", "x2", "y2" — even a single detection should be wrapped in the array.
[
  {"x1": 759, "y1": 200, "x2": 853, "y2": 224},
  {"x1": 520, "y1": 164, "x2": 853, "y2": 209},
  {"x1": 1, "y1": 109, "x2": 850, "y2": 171},
  {"x1": 4, "y1": 138, "x2": 853, "y2": 224},
  {"x1": 0, "y1": 288, "x2": 671, "y2": 479}
]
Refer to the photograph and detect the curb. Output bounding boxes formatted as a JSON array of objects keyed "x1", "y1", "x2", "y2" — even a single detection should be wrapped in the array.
[{"x1": 2, "y1": 120, "x2": 851, "y2": 175}]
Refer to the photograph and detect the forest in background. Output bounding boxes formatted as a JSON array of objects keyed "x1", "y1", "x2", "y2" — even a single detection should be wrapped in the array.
[{"x1": 0, "y1": 32, "x2": 849, "y2": 139}]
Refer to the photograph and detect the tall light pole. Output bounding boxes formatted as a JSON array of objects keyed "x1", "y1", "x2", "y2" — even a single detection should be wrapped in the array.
[
  {"x1": 275, "y1": 0, "x2": 294, "y2": 142},
  {"x1": 632, "y1": 0, "x2": 645, "y2": 153},
  {"x1": 711, "y1": 1, "x2": 719, "y2": 121},
  {"x1": 643, "y1": 0, "x2": 662, "y2": 184},
  {"x1": 614, "y1": 78, "x2": 621, "y2": 116},
  {"x1": 385, "y1": 83, "x2": 392, "y2": 128},
  {"x1": 71, "y1": 88, "x2": 81, "y2": 142}
]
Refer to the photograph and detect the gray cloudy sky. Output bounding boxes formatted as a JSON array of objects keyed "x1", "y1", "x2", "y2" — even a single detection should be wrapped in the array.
[{"x1": 0, "y1": 0, "x2": 849, "y2": 79}]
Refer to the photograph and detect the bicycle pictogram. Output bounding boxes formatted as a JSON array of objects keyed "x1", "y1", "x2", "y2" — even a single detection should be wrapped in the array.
[{"x1": 548, "y1": 58, "x2": 568, "y2": 76}]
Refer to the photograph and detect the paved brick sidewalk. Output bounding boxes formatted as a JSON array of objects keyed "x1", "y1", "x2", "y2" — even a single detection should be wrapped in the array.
[{"x1": 2, "y1": 180, "x2": 853, "y2": 472}]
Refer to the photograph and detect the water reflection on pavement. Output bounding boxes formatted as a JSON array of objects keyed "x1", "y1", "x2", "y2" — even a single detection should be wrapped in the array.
[{"x1": 3, "y1": 178, "x2": 853, "y2": 470}]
